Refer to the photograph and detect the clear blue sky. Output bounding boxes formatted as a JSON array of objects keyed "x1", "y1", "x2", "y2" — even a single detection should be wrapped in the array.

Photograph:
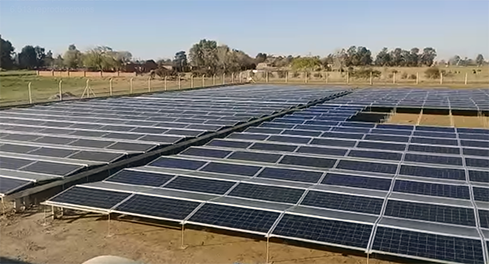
[{"x1": 1, "y1": 0, "x2": 488, "y2": 61}]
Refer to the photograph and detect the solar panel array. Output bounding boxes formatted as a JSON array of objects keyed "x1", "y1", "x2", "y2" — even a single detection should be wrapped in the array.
[
  {"x1": 326, "y1": 88, "x2": 489, "y2": 110},
  {"x1": 44, "y1": 87, "x2": 489, "y2": 264},
  {"x1": 0, "y1": 85, "x2": 346, "y2": 196}
]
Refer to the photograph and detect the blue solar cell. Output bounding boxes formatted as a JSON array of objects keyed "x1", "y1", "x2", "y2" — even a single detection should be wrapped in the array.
[
  {"x1": 478, "y1": 210, "x2": 489, "y2": 228},
  {"x1": 164, "y1": 176, "x2": 235, "y2": 194},
  {"x1": 322, "y1": 173, "x2": 391, "y2": 190},
  {"x1": 463, "y1": 148, "x2": 489, "y2": 157},
  {"x1": 180, "y1": 147, "x2": 232, "y2": 158},
  {"x1": 399, "y1": 165, "x2": 466, "y2": 180},
  {"x1": 413, "y1": 131, "x2": 457, "y2": 138},
  {"x1": 267, "y1": 135, "x2": 311, "y2": 144},
  {"x1": 201, "y1": 162, "x2": 262, "y2": 176},
  {"x1": 227, "y1": 133, "x2": 270, "y2": 141},
  {"x1": 357, "y1": 141, "x2": 406, "y2": 151},
  {"x1": 294, "y1": 124, "x2": 332, "y2": 131},
  {"x1": 411, "y1": 137, "x2": 458, "y2": 146},
  {"x1": 469, "y1": 170, "x2": 489, "y2": 183},
  {"x1": 229, "y1": 183, "x2": 304, "y2": 204},
  {"x1": 257, "y1": 167, "x2": 323, "y2": 183},
  {"x1": 473, "y1": 187, "x2": 489, "y2": 202},
  {"x1": 364, "y1": 134, "x2": 410, "y2": 143},
  {"x1": 404, "y1": 153, "x2": 463, "y2": 166},
  {"x1": 376, "y1": 124, "x2": 413, "y2": 130},
  {"x1": 207, "y1": 139, "x2": 253, "y2": 149},
  {"x1": 409, "y1": 144, "x2": 460, "y2": 155},
  {"x1": 227, "y1": 151, "x2": 282, "y2": 163},
  {"x1": 310, "y1": 138, "x2": 357, "y2": 148},
  {"x1": 348, "y1": 150, "x2": 402, "y2": 161},
  {"x1": 279, "y1": 155, "x2": 336, "y2": 169},
  {"x1": 296, "y1": 146, "x2": 348, "y2": 156},
  {"x1": 301, "y1": 191, "x2": 384, "y2": 214},
  {"x1": 461, "y1": 140, "x2": 489, "y2": 148},
  {"x1": 416, "y1": 126, "x2": 456, "y2": 133},
  {"x1": 106, "y1": 170, "x2": 174, "y2": 187},
  {"x1": 336, "y1": 160, "x2": 398, "y2": 174},
  {"x1": 465, "y1": 158, "x2": 489, "y2": 168},
  {"x1": 369, "y1": 129, "x2": 412, "y2": 136},
  {"x1": 250, "y1": 142, "x2": 297, "y2": 152},
  {"x1": 149, "y1": 157, "x2": 207, "y2": 170},
  {"x1": 245, "y1": 127, "x2": 283, "y2": 134},
  {"x1": 281, "y1": 129, "x2": 322, "y2": 137},
  {"x1": 393, "y1": 180, "x2": 470, "y2": 199},
  {"x1": 321, "y1": 132, "x2": 364, "y2": 140}
]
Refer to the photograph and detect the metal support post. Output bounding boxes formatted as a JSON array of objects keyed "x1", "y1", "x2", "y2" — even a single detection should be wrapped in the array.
[
  {"x1": 109, "y1": 78, "x2": 113, "y2": 96},
  {"x1": 285, "y1": 72, "x2": 288, "y2": 83},
  {"x1": 180, "y1": 225, "x2": 187, "y2": 249},
  {"x1": 28, "y1": 82, "x2": 32, "y2": 104},
  {"x1": 266, "y1": 237, "x2": 270, "y2": 264},
  {"x1": 164, "y1": 76, "x2": 167, "y2": 90},
  {"x1": 231, "y1": 72, "x2": 234, "y2": 83},
  {"x1": 59, "y1": 80, "x2": 63, "y2": 100},
  {"x1": 202, "y1": 75, "x2": 205, "y2": 87},
  {"x1": 191, "y1": 76, "x2": 194, "y2": 88},
  {"x1": 148, "y1": 77, "x2": 151, "y2": 92},
  {"x1": 51, "y1": 206, "x2": 56, "y2": 220},
  {"x1": 130, "y1": 78, "x2": 133, "y2": 94},
  {"x1": 222, "y1": 73, "x2": 225, "y2": 85}
]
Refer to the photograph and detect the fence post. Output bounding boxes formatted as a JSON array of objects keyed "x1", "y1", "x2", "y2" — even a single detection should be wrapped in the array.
[
  {"x1": 370, "y1": 71, "x2": 373, "y2": 85},
  {"x1": 285, "y1": 72, "x2": 288, "y2": 83},
  {"x1": 28, "y1": 82, "x2": 32, "y2": 104},
  {"x1": 130, "y1": 78, "x2": 133, "y2": 94},
  {"x1": 346, "y1": 72, "x2": 349, "y2": 84},
  {"x1": 465, "y1": 72, "x2": 468, "y2": 85},
  {"x1": 164, "y1": 76, "x2": 167, "y2": 90},
  {"x1": 213, "y1": 75, "x2": 216, "y2": 85},
  {"x1": 59, "y1": 80, "x2": 63, "y2": 101},
  {"x1": 109, "y1": 78, "x2": 113, "y2": 96},
  {"x1": 393, "y1": 72, "x2": 396, "y2": 84},
  {"x1": 440, "y1": 72, "x2": 443, "y2": 85},
  {"x1": 178, "y1": 76, "x2": 181, "y2": 89},
  {"x1": 231, "y1": 73, "x2": 234, "y2": 83},
  {"x1": 266, "y1": 71, "x2": 269, "y2": 83},
  {"x1": 223, "y1": 73, "x2": 225, "y2": 85},
  {"x1": 148, "y1": 77, "x2": 151, "y2": 92},
  {"x1": 190, "y1": 75, "x2": 194, "y2": 88},
  {"x1": 416, "y1": 72, "x2": 419, "y2": 84},
  {"x1": 325, "y1": 73, "x2": 329, "y2": 84},
  {"x1": 305, "y1": 72, "x2": 308, "y2": 83},
  {"x1": 202, "y1": 75, "x2": 205, "y2": 87}
]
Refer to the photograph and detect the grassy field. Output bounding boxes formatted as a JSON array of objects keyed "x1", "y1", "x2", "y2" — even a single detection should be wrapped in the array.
[{"x1": 0, "y1": 71, "x2": 235, "y2": 106}]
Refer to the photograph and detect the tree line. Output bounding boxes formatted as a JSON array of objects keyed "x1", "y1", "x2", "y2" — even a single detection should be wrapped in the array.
[{"x1": 0, "y1": 36, "x2": 486, "y2": 75}]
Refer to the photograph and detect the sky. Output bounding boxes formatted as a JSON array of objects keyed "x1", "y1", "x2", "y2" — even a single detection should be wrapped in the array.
[{"x1": 1, "y1": 0, "x2": 488, "y2": 61}]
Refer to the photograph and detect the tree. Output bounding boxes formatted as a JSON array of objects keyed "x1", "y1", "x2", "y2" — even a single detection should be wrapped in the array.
[
  {"x1": 63, "y1": 44, "x2": 83, "y2": 69},
  {"x1": 356, "y1": 46, "x2": 372, "y2": 66},
  {"x1": 255, "y1": 53, "x2": 267, "y2": 64},
  {"x1": 449, "y1": 55, "x2": 461, "y2": 66},
  {"x1": 83, "y1": 46, "x2": 118, "y2": 71},
  {"x1": 374, "y1": 47, "x2": 391, "y2": 66},
  {"x1": 291, "y1": 57, "x2": 321, "y2": 72},
  {"x1": 409, "y1": 48, "x2": 420, "y2": 67},
  {"x1": 189, "y1": 39, "x2": 218, "y2": 73},
  {"x1": 420, "y1": 47, "x2": 437, "y2": 66},
  {"x1": 173, "y1": 51, "x2": 188, "y2": 72},
  {"x1": 18, "y1": 45, "x2": 38, "y2": 69},
  {"x1": 476, "y1": 54, "x2": 484, "y2": 66},
  {"x1": 53, "y1": 55, "x2": 64, "y2": 70},
  {"x1": 0, "y1": 37, "x2": 15, "y2": 70},
  {"x1": 43, "y1": 50, "x2": 54, "y2": 68}
]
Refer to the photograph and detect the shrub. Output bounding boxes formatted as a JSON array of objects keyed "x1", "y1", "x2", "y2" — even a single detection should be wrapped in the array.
[
  {"x1": 391, "y1": 69, "x2": 398, "y2": 74},
  {"x1": 350, "y1": 68, "x2": 381, "y2": 79},
  {"x1": 277, "y1": 71, "x2": 287, "y2": 78},
  {"x1": 401, "y1": 72, "x2": 408, "y2": 79},
  {"x1": 292, "y1": 72, "x2": 300, "y2": 78},
  {"x1": 313, "y1": 72, "x2": 322, "y2": 78},
  {"x1": 408, "y1": 74, "x2": 417, "y2": 79},
  {"x1": 424, "y1": 67, "x2": 441, "y2": 79}
]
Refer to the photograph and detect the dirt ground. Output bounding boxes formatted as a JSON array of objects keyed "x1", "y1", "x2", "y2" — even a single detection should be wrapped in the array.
[
  {"x1": 386, "y1": 113, "x2": 489, "y2": 128},
  {"x1": 0, "y1": 207, "x2": 395, "y2": 264}
]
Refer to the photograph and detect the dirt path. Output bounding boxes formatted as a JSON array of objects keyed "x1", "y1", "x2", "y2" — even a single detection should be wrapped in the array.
[{"x1": 0, "y1": 208, "x2": 395, "y2": 264}]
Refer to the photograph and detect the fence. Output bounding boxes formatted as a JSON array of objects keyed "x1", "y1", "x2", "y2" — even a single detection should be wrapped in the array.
[
  {"x1": 37, "y1": 70, "x2": 137, "y2": 77},
  {"x1": 0, "y1": 73, "x2": 245, "y2": 107},
  {"x1": 251, "y1": 70, "x2": 489, "y2": 86}
]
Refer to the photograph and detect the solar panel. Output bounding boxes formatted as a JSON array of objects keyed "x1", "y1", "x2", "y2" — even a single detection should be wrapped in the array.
[
  {"x1": 322, "y1": 173, "x2": 392, "y2": 190},
  {"x1": 50, "y1": 187, "x2": 131, "y2": 209},
  {"x1": 310, "y1": 138, "x2": 357, "y2": 148},
  {"x1": 36, "y1": 136, "x2": 77, "y2": 145},
  {"x1": 114, "y1": 194, "x2": 200, "y2": 220},
  {"x1": 408, "y1": 144, "x2": 460, "y2": 155},
  {"x1": 411, "y1": 137, "x2": 458, "y2": 146},
  {"x1": 321, "y1": 132, "x2": 364, "y2": 140},
  {"x1": 348, "y1": 150, "x2": 402, "y2": 161},
  {"x1": 227, "y1": 133, "x2": 270, "y2": 141},
  {"x1": 364, "y1": 134, "x2": 410, "y2": 143},
  {"x1": 228, "y1": 183, "x2": 304, "y2": 204},
  {"x1": 164, "y1": 176, "x2": 235, "y2": 194},
  {"x1": 208, "y1": 139, "x2": 253, "y2": 149},
  {"x1": 69, "y1": 151, "x2": 123, "y2": 162},
  {"x1": 106, "y1": 170, "x2": 174, "y2": 187},
  {"x1": 0, "y1": 157, "x2": 34, "y2": 169},
  {"x1": 384, "y1": 200, "x2": 476, "y2": 226},
  {"x1": 107, "y1": 142, "x2": 156, "y2": 152},
  {"x1": 180, "y1": 147, "x2": 232, "y2": 158},
  {"x1": 272, "y1": 214, "x2": 372, "y2": 249},
  {"x1": 461, "y1": 140, "x2": 489, "y2": 148},
  {"x1": 267, "y1": 135, "x2": 311, "y2": 144},
  {"x1": 279, "y1": 155, "x2": 336, "y2": 169},
  {"x1": 463, "y1": 148, "x2": 489, "y2": 157},
  {"x1": 301, "y1": 191, "x2": 384, "y2": 214},
  {"x1": 465, "y1": 158, "x2": 489, "y2": 168},
  {"x1": 0, "y1": 144, "x2": 39, "y2": 154},
  {"x1": 393, "y1": 180, "x2": 470, "y2": 199},
  {"x1": 399, "y1": 165, "x2": 466, "y2": 180},
  {"x1": 404, "y1": 153, "x2": 463, "y2": 166},
  {"x1": 282, "y1": 129, "x2": 322, "y2": 137},
  {"x1": 250, "y1": 142, "x2": 297, "y2": 152},
  {"x1": 372, "y1": 227, "x2": 485, "y2": 264},
  {"x1": 479, "y1": 210, "x2": 489, "y2": 228},
  {"x1": 201, "y1": 162, "x2": 262, "y2": 176},
  {"x1": 227, "y1": 151, "x2": 282, "y2": 163},
  {"x1": 188, "y1": 203, "x2": 280, "y2": 233},
  {"x1": 21, "y1": 161, "x2": 83, "y2": 176},
  {"x1": 0, "y1": 177, "x2": 32, "y2": 194},
  {"x1": 149, "y1": 157, "x2": 207, "y2": 170},
  {"x1": 257, "y1": 167, "x2": 323, "y2": 183},
  {"x1": 473, "y1": 187, "x2": 489, "y2": 202},
  {"x1": 356, "y1": 141, "x2": 406, "y2": 151},
  {"x1": 336, "y1": 160, "x2": 398, "y2": 174},
  {"x1": 469, "y1": 170, "x2": 489, "y2": 183},
  {"x1": 296, "y1": 146, "x2": 347, "y2": 156}
]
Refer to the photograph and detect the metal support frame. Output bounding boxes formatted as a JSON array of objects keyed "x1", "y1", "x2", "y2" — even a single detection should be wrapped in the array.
[
  {"x1": 180, "y1": 224, "x2": 187, "y2": 249},
  {"x1": 28, "y1": 82, "x2": 33, "y2": 104},
  {"x1": 130, "y1": 78, "x2": 133, "y2": 94},
  {"x1": 164, "y1": 76, "x2": 167, "y2": 90},
  {"x1": 178, "y1": 77, "x2": 181, "y2": 89},
  {"x1": 202, "y1": 75, "x2": 205, "y2": 87},
  {"x1": 109, "y1": 78, "x2": 113, "y2": 96},
  {"x1": 148, "y1": 77, "x2": 151, "y2": 92},
  {"x1": 266, "y1": 236, "x2": 270, "y2": 264},
  {"x1": 81, "y1": 79, "x2": 96, "y2": 98},
  {"x1": 59, "y1": 80, "x2": 63, "y2": 100},
  {"x1": 107, "y1": 213, "x2": 112, "y2": 237}
]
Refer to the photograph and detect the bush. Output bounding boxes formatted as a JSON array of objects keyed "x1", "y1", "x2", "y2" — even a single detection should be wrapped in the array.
[
  {"x1": 313, "y1": 72, "x2": 322, "y2": 78},
  {"x1": 350, "y1": 68, "x2": 381, "y2": 79},
  {"x1": 401, "y1": 72, "x2": 408, "y2": 79},
  {"x1": 408, "y1": 74, "x2": 417, "y2": 79},
  {"x1": 424, "y1": 67, "x2": 441, "y2": 79},
  {"x1": 292, "y1": 72, "x2": 300, "y2": 78},
  {"x1": 391, "y1": 69, "x2": 398, "y2": 74}
]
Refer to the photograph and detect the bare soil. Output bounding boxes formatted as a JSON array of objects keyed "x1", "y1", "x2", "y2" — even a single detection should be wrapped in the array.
[
  {"x1": 0, "y1": 207, "x2": 395, "y2": 264},
  {"x1": 386, "y1": 113, "x2": 489, "y2": 128}
]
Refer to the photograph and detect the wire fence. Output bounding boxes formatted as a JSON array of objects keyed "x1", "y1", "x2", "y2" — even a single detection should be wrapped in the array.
[
  {"x1": 250, "y1": 70, "x2": 489, "y2": 86},
  {"x1": 0, "y1": 73, "x2": 245, "y2": 107}
]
